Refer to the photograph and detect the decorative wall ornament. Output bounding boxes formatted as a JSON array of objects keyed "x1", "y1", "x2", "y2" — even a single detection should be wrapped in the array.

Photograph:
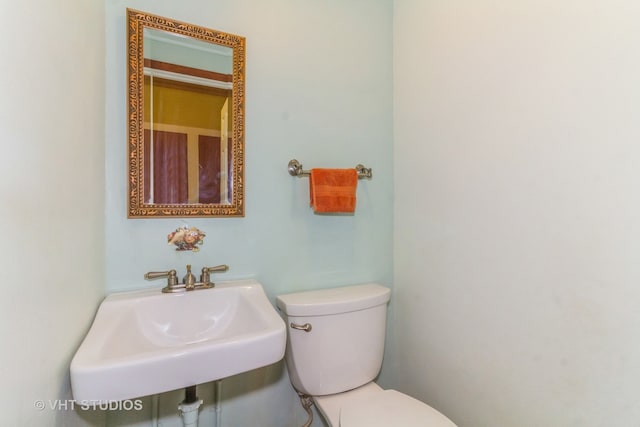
[{"x1": 167, "y1": 226, "x2": 206, "y2": 251}]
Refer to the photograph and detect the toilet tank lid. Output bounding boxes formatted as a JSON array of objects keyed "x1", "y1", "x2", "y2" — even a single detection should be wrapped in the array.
[{"x1": 276, "y1": 283, "x2": 390, "y2": 316}]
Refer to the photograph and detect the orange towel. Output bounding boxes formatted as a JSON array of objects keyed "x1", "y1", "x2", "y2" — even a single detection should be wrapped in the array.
[{"x1": 309, "y1": 168, "x2": 358, "y2": 213}]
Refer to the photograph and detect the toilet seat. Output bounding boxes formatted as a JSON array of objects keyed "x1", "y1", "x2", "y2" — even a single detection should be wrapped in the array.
[
  {"x1": 339, "y1": 390, "x2": 457, "y2": 427},
  {"x1": 313, "y1": 383, "x2": 457, "y2": 427}
]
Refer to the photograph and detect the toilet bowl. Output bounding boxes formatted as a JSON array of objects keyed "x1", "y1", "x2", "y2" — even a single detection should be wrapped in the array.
[
  {"x1": 276, "y1": 284, "x2": 457, "y2": 427},
  {"x1": 314, "y1": 382, "x2": 455, "y2": 427}
]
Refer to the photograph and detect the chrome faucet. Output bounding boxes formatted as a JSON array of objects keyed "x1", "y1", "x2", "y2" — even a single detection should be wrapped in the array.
[
  {"x1": 183, "y1": 264, "x2": 197, "y2": 290},
  {"x1": 144, "y1": 264, "x2": 229, "y2": 293}
]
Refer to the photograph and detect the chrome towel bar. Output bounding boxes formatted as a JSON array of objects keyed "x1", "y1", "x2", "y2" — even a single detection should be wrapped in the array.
[{"x1": 287, "y1": 159, "x2": 372, "y2": 179}]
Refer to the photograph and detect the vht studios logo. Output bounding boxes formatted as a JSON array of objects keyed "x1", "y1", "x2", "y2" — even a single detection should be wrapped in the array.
[{"x1": 34, "y1": 399, "x2": 143, "y2": 411}]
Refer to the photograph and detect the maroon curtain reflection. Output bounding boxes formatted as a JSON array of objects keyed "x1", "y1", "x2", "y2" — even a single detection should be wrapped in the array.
[{"x1": 143, "y1": 130, "x2": 188, "y2": 204}]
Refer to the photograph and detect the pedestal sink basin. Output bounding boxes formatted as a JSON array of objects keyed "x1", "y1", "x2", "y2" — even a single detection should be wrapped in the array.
[{"x1": 70, "y1": 279, "x2": 286, "y2": 402}]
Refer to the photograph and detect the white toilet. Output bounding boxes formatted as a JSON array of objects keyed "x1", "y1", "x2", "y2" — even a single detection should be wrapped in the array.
[{"x1": 276, "y1": 283, "x2": 457, "y2": 427}]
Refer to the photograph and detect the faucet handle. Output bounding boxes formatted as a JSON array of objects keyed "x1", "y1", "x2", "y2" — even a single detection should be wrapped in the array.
[
  {"x1": 144, "y1": 269, "x2": 180, "y2": 292},
  {"x1": 200, "y1": 264, "x2": 229, "y2": 286},
  {"x1": 144, "y1": 269, "x2": 177, "y2": 282}
]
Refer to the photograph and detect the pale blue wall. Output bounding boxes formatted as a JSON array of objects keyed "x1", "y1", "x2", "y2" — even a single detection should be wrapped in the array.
[
  {"x1": 394, "y1": 1, "x2": 640, "y2": 425},
  {"x1": 105, "y1": 0, "x2": 393, "y2": 425},
  {"x1": 0, "y1": 1, "x2": 105, "y2": 426}
]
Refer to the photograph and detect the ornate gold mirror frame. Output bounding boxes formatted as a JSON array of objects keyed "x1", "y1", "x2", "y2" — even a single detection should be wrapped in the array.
[{"x1": 127, "y1": 9, "x2": 245, "y2": 217}]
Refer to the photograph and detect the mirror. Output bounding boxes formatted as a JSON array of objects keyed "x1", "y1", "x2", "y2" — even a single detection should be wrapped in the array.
[{"x1": 127, "y1": 9, "x2": 245, "y2": 217}]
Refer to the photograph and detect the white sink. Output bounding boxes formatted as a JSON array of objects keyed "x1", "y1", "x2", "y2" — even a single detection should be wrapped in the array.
[{"x1": 70, "y1": 279, "x2": 286, "y2": 402}]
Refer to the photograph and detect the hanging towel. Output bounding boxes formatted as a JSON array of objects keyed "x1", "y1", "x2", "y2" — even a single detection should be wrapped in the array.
[{"x1": 309, "y1": 168, "x2": 358, "y2": 213}]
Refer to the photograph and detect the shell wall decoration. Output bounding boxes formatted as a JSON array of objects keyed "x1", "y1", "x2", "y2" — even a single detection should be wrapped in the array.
[{"x1": 167, "y1": 226, "x2": 206, "y2": 252}]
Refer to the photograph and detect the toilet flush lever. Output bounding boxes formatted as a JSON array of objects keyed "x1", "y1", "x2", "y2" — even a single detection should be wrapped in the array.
[{"x1": 291, "y1": 322, "x2": 312, "y2": 332}]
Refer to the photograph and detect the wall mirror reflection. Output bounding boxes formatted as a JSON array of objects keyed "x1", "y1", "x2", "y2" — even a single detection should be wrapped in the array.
[{"x1": 127, "y1": 9, "x2": 245, "y2": 217}]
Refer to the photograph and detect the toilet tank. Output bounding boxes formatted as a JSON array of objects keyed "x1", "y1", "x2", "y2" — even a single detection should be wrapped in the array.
[{"x1": 276, "y1": 284, "x2": 391, "y2": 396}]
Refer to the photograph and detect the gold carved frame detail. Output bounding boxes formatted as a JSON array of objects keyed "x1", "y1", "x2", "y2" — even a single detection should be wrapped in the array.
[{"x1": 127, "y1": 9, "x2": 245, "y2": 217}]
